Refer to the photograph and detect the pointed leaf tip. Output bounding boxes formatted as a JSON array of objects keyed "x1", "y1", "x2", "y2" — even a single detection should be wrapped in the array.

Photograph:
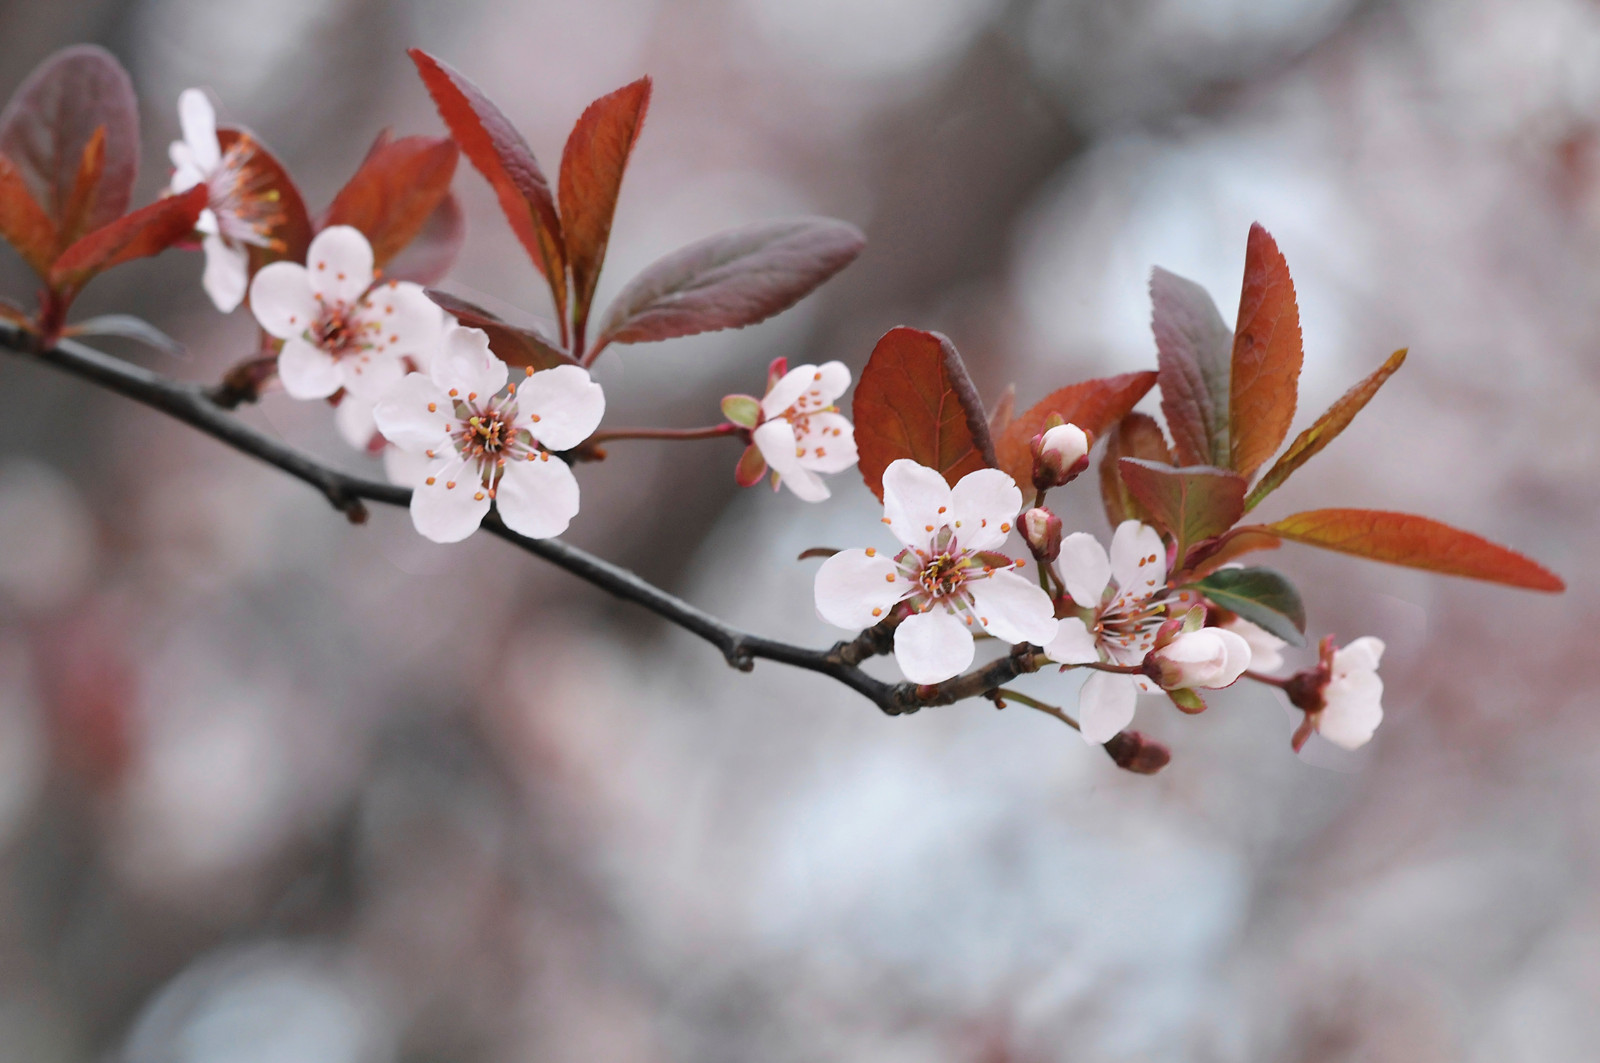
[{"x1": 1229, "y1": 223, "x2": 1303, "y2": 481}]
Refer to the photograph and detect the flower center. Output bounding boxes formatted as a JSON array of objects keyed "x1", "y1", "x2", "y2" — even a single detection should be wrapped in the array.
[
  {"x1": 312, "y1": 305, "x2": 373, "y2": 359},
  {"x1": 211, "y1": 135, "x2": 286, "y2": 250},
  {"x1": 918, "y1": 552, "x2": 968, "y2": 599},
  {"x1": 444, "y1": 396, "x2": 546, "y2": 491}
]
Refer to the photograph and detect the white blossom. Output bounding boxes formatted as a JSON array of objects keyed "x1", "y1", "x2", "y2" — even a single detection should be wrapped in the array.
[
  {"x1": 1221, "y1": 615, "x2": 1286, "y2": 674},
  {"x1": 750, "y1": 361, "x2": 857, "y2": 501},
  {"x1": 1314, "y1": 636, "x2": 1386, "y2": 751},
  {"x1": 1145, "y1": 627, "x2": 1251, "y2": 691}
]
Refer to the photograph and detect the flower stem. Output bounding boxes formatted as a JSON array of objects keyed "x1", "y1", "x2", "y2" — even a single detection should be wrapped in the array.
[
  {"x1": 994, "y1": 687, "x2": 1081, "y2": 731},
  {"x1": 587, "y1": 423, "x2": 743, "y2": 445},
  {"x1": 1242, "y1": 670, "x2": 1290, "y2": 689}
]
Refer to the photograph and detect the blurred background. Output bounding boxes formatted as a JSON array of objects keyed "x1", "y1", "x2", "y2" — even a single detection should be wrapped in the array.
[{"x1": 0, "y1": 0, "x2": 1596, "y2": 1059}]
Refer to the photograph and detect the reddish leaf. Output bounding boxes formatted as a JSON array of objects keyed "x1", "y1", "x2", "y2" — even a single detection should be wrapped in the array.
[
  {"x1": 1245, "y1": 349, "x2": 1407, "y2": 512},
  {"x1": 853, "y1": 327, "x2": 995, "y2": 500},
  {"x1": 383, "y1": 192, "x2": 464, "y2": 285},
  {"x1": 1184, "y1": 527, "x2": 1281, "y2": 577},
  {"x1": 559, "y1": 77, "x2": 651, "y2": 349},
  {"x1": 321, "y1": 132, "x2": 458, "y2": 269},
  {"x1": 591, "y1": 216, "x2": 863, "y2": 355},
  {"x1": 216, "y1": 127, "x2": 313, "y2": 271},
  {"x1": 49, "y1": 185, "x2": 208, "y2": 293},
  {"x1": 0, "y1": 154, "x2": 58, "y2": 276},
  {"x1": 0, "y1": 45, "x2": 138, "y2": 238},
  {"x1": 1229, "y1": 224, "x2": 1303, "y2": 480},
  {"x1": 992, "y1": 370, "x2": 1157, "y2": 488},
  {"x1": 988, "y1": 383, "x2": 1016, "y2": 437},
  {"x1": 424, "y1": 289, "x2": 575, "y2": 370},
  {"x1": 1117, "y1": 458, "x2": 1247, "y2": 572},
  {"x1": 1151, "y1": 266, "x2": 1231, "y2": 465},
  {"x1": 409, "y1": 49, "x2": 567, "y2": 329},
  {"x1": 58, "y1": 125, "x2": 106, "y2": 250},
  {"x1": 1099, "y1": 412, "x2": 1171, "y2": 528},
  {"x1": 1265, "y1": 509, "x2": 1565, "y2": 592}
]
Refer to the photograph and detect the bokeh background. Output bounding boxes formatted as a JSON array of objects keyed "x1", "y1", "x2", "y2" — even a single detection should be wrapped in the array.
[{"x1": 1, "y1": 0, "x2": 1596, "y2": 1059}]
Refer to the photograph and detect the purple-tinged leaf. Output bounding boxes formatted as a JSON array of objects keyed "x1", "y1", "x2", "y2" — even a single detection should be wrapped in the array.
[
  {"x1": 1117, "y1": 458, "x2": 1246, "y2": 573},
  {"x1": 383, "y1": 193, "x2": 464, "y2": 286},
  {"x1": 1151, "y1": 266, "x2": 1230, "y2": 466},
  {"x1": 425, "y1": 289, "x2": 575, "y2": 370},
  {"x1": 1099, "y1": 412, "x2": 1171, "y2": 528}
]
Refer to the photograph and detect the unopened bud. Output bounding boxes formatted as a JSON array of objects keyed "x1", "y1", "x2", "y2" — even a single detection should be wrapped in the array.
[
  {"x1": 1020, "y1": 507, "x2": 1061, "y2": 562},
  {"x1": 1102, "y1": 730, "x2": 1172, "y2": 774},
  {"x1": 1142, "y1": 627, "x2": 1252, "y2": 691},
  {"x1": 1029, "y1": 422, "x2": 1090, "y2": 491}
]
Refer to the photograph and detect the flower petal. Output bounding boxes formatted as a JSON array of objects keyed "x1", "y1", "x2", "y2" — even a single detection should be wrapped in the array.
[
  {"x1": 1221, "y1": 616, "x2": 1285, "y2": 674},
  {"x1": 334, "y1": 393, "x2": 378, "y2": 450},
  {"x1": 373, "y1": 373, "x2": 452, "y2": 451},
  {"x1": 1078, "y1": 671, "x2": 1137, "y2": 745},
  {"x1": 495, "y1": 454, "x2": 581, "y2": 539},
  {"x1": 340, "y1": 348, "x2": 408, "y2": 401},
  {"x1": 383, "y1": 444, "x2": 432, "y2": 489},
  {"x1": 248, "y1": 262, "x2": 316, "y2": 340},
  {"x1": 1043, "y1": 618, "x2": 1096, "y2": 663},
  {"x1": 178, "y1": 88, "x2": 220, "y2": 172},
  {"x1": 277, "y1": 338, "x2": 342, "y2": 399},
  {"x1": 1319, "y1": 680, "x2": 1383, "y2": 750},
  {"x1": 1333, "y1": 636, "x2": 1385, "y2": 677},
  {"x1": 201, "y1": 234, "x2": 249, "y2": 313},
  {"x1": 168, "y1": 143, "x2": 204, "y2": 192},
  {"x1": 968, "y1": 569, "x2": 1058, "y2": 646},
  {"x1": 777, "y1": 465, "x2": 829, "y2": 502},
  {"x1": 881, "y1": 459, "x2": 951, "y2": 549},
  {"x1": 814, "y1": 549, "x2": 904, "y2": 630},
  {"x1": 305, "y1": 225, "x2": 375, "y2": 305},
  {"x1": 1055, "y1": 532, "x2": 1111, "y2": 607},
  {"x1": 893, "y1": 609, "x2": 974, "y2": 685},
  {"x1": 754, "y1": 420, "x2": 829, "y2": 502},
  {"x1": 519, "y1": 364, "x2": 605, "y2": 451},
  {"x1": 1109, "y1": 520, "x2": 1166, "y2": 599},
  {"x1": 411, "y1": 457, "x2": 489, "y2": 543},
  {"x1": 950, "y1": 468, "x2": 1022, "y2": 552},
  {"x1": 794, "y1": 411, "x2": 857, "y2": 474},
  {"x1": 811, "y1": 360, "x2": 851, "y2": 405},
  {"x1": 362, "y1": 281, "x2": 446, "y2": 367},
  {"x1": 430, "y1": 325, "x2": 508, "y2": 399},
  {"x1": 760, "y1": 363, "x2": 813, "y2": 419}
]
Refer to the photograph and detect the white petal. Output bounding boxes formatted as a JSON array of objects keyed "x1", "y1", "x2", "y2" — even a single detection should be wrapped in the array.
[
  {"x1": 1078, "y1": 672, "x2": 1137, "y2": 745},
  {"x1": 1333, "y1": 636, "x2": 1385, "y2": 677},
  {"x1": 893, "y1": 610, "x2": 974, "y2": 685},
  {"x1": 1110, "y1": 520, "x2": 1166, "y2": 598},
  {"x1": 777, "y1": 465, "x2": 829, "y2": 502},
  {"x1": 410, "y1": 458, "x2": 489, "y2": 543},
  {"x1": 168, "y1": 142, "x2": 202, "y2": 188},
  {"x1": 1319, "y1": 674, "x2": 1384, "y2": 751},
  {"x1": 950, "y1": 468, "x2": 1023, "y2": 552},
  {"x1": 811, "y1": 360, "x2": 851, "y2": 405},
  {"x1": 1221, "y1": 616, "x2": 1285, "y2": 673},
  {"x1": 754, "y1": 420, "x2": 829, "y2": 502},
  {"x1": 373, "y1": 373, "x2": 452, "y2": 451},
  {"x1": 339, "y1": 348, "x2": 408, "y2": 401},
  {"x1": 1054, "y1": 532, "x2": 1111, "y2": 607},
  {"x1": 760, "y1": 363, "x2": 814, "y2": 418},
  {"x1": 814, "y1": 549, "x2": 904, "y2": 629},
  {"x1": 968, "y1": 569, "x2": 1058, "y2": 646},
  {"x1": 519, "y1": 364, "x2": 605, "y2": 451},
  {"x1": 383, "y1": 445, "x2": 432, "y2": 489},
  {"x1": 334, "y1": 394, "x2": 378, "y2": 450},
  {"x1": 195, "y1": 207, "x2": 220, "y2": 235},
  {"x1": 794, "y1": 411, "x2": 857, "y2": 474},
  {"x1": 881, "y1": 459, "x2": 951, "y2": 549},
  {"x1": 1043, "y1": 617, "x2": 1099, "y2": 664},
  {"x1": 305, "y1": 225, "x2": 375, "y2": 305},
  {"x1": 276, "y1": 338, "x2": 342, "y2": 399},
  {"x1": 177, "y1": 88, "x2": 220, "y2": 172},
  {"x1": 200, "y1": 234, "x2": 249, "y2": 313},
  {"x1": 248, "y1": 262, "x2": 316, "y2": 340},
  {"x1": 1214, "y1": 627, "x2": 1252, "y2": 687},
  {"x1": 496, "y1": 455, "x2": 581, "y2": 540},
  {"x1": 361, "y1": 281, "x2": 445, "y2": 366},
  {"x1": 430, "y1": 325, "x2": 507, "y2": 399}
]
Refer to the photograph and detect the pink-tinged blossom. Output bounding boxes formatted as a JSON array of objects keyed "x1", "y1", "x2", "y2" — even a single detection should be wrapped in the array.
[
  {"x1": 1029, "y1": 421, "x2": 1090, "y2": 490},
  {"x1": 1042, "y1": 521, "x2": 1171, "y2": 744},
  {"x1": 814, "y1": 460, "x2": 1057, "y2": 685},
  {"x1": 167, "y1": 89, "x2": 285, "y2": 312},
  {"x1": 249, "y1": 226, "x2": 445, "y2": 401},
  {"x1": 373, "y1": 326, "x2": 605, "y2": 543},
  {"x1": 1291, "y1": 636, "x2": 1385, "y2": 752},
  {"x1": 747, "y1": 361, "x2": 857, "y2": 501},
  {"x1": 1144, "y1": 627, "x2": 1251, "y2": 691}
]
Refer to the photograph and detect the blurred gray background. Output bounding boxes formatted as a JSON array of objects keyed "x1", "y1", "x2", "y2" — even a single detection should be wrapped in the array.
[{"x1": 0, "y1": 0, "x2": 1595, "y2": 1060}]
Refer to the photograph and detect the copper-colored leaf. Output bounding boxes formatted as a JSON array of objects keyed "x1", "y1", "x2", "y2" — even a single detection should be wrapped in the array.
[
  {"x1": 1229, "y1": 223, "x2": 1303, "y2": 480},
  {"x1": 1151, "y1": 267, "x2": 1231, "y2": 465},
  {"x1": 1117, "y1": 458, "x2": 1247, "y2": 572},
  {"x1": 424, "y1": 289, "x2": 575, "y2": 371},
  {"x1": 591, "y1": 217, "x2": 863, "y2": 354},
  {"x1": 992, "y1": 371, "x2": 1158, "y2": 488},
  {"x1": 49, "y1": 185, "x2": 208, "y2": 293},
  {"x1": 1245, "y1": 349, "x2": 1407, "y2": 512},
  {"x1": 853, "y1": 327, "x2": 995, "y2": 500},
  {"x1": 384, "y1": 193, "x2": 464, "y2": 286},
  {"x1": 409, "y1": 49, "x2": 566, "y2": 328},
  {"x1": 1265, "y1": 508, "x2": 1565, "y2": 592},
  {"x1": 321, "y1": 132, "x2": 458, "y2": 269},
  {"x1": 1183, "y1": 526, "x2": 1281, "y2": 577},
  {"x1": 58, "y1": 125, "x2": 106, "y2": 250},
  {"x1": 559, "y1": 77, "x2": 650, "y2": 349},
  {"x1": 0, "y1": 154, "x2": 58, "y2": 276},
  {"x1": 0, "y1": 45, "x2": 138, "y2": 238},
  {"x1": 1099, "y1": 412, "x2": 1171, "y2": 528},
  {"x1": 216, "y1": 127, "x2": 313, "y2": 273}
]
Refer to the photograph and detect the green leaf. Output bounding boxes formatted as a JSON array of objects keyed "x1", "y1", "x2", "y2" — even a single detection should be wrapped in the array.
[
  {"x1": 1183, "y1": 566, "x2": 1307, "y2": 647},
  {"x1": 1116, "y1": 458, "x2": 1247, "y2": 572}
]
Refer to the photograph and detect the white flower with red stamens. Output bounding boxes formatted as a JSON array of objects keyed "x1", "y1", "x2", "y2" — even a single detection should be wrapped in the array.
[
  {"x1": 249, "y1": 226, "x2": 445, "y2": 401},
  {"x1": 1290, "y1": 636, "x2": 1385, "y2": 752},
  {"x1": 1042, "y1": 521, "x2": 1173, "y2": 744},
  {"x1": 167, "y1": 88, "x2": 287, "y2": 312},
  {"x1": 814, "y1": 459, "x2": 1057, "y2": 684},
  {"x1": 373, "y1": 326, "x2": 604, "y2": 543},
  {"x1": 739, "y1": 360, "x2": 857, "y2": 501}
]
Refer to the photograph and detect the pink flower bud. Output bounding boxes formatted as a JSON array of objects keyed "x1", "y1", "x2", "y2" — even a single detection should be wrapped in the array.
[
  {"x1": 1102, "y1": 729, "x2": 1172, "y2": 774},
  {"x1": 1020, "y1": 507, "x2": 1061, "y2": 562},
  {"x1": 1143, "y1": 627, "x2": 1251, "y2": 691},
  {"x1": 1029, "y1": 422, "x2": 1090, "y2": 491}
]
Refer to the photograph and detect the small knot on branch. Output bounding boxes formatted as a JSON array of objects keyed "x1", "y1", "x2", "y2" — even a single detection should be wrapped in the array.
[{"x1": 207, "y1": 353, "x2": 279, "y2": 410}]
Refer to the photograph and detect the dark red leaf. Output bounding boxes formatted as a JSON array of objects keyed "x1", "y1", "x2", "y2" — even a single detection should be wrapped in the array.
[
  {"x1": 58, "y1": 124, "x2": 106, "y2": 251},
  {"x1": 216, "y1": 127, "x2": 313, "y2": 272},
  {"x1": 0, "y1": 45, "x2": 138, "y2": 239},
  {"x1": 559, "y1": 77, "x2": 650, "y2": 349},
  {"x1": 591, "y1": 217, "x2": 863, "y2": 356},
  {"x1": 853, "y1": 327, "x2": 994, "y2": 500},
  {"x1": 1184, "y1": 526, "x2": 1281, "y2": 577},
  {"x1": 1229, "y1": 223, "x2": 1303, "y2": 480},
  {"x1": 0, "y1": 153, "x2": 58, "y2": 276},
  {"x1": 383, "y1": 192, "x2": 464, "y2": 286},
  {"x1": 988, "y1": 383, "x2": 1016, "y2": 437},
  {"x1": 321, "y1": 132, "x2": 458, "y2": 269},
  {"x1": 1117, "y1": 458, "x2": 1247, "y2": 572},
  {"x1": 49, "y1": 185, "x2": 208, "y2": 293},
  {"x1": 409, "y1": 49, "x2": 566, "y2": 328},
  {"x1": 992, "y1": 370, "x2": 1158, "y2": 488},
  {"x1": 1265, "y1": 509, "x2": 1565, "y2": 592},
  {"x1": 1098, "y1": 412, "x2": 1171, "y2": 528},
  {"x1": 1151, "y1": 266, "x2": 1231, "y2": 466},
  {"x1": 424, "y1": 289, "x2": 575, "y2": 370}
]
